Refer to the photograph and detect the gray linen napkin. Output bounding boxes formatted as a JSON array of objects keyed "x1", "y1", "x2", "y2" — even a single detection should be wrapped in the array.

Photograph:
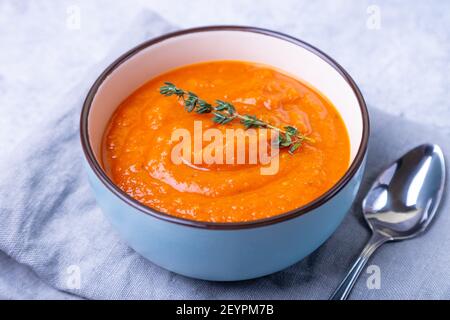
[{"x1": 0, "y1": 11, "x2": 448, "y2": 300}]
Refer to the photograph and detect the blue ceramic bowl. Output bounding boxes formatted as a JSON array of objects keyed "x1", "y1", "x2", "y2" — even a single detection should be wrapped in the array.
[{"x1": 80, "y1": 26, "x2": 369, "y2": 281}]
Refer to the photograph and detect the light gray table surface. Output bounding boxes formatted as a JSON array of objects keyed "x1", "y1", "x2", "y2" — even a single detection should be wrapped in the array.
[{"x1": 0, "y1": 0, "x2": 449, "y2": 299}]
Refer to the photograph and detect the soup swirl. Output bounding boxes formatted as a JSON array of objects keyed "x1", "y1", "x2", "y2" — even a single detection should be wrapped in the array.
[{"x1": 102, "y1": 61, "x2": 350, "y2": 222}]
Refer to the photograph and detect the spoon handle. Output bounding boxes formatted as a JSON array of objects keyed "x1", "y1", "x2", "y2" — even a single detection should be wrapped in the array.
[{"x1": 330, "y1": 232, "x2": 389, "y2": 300}]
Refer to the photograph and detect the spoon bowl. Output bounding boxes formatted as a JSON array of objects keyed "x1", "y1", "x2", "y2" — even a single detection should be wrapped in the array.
[
  {"x1": 363, "y1": 144, "x2": 446, "y2": 240},
  {"x1": 330, "y1": 143, "x2": 446, "y2": 300}
]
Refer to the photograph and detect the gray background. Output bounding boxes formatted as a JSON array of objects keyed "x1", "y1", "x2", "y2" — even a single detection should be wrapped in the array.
[{"x1": 0, "y1": 0, "x2": 449, "y2": 299}]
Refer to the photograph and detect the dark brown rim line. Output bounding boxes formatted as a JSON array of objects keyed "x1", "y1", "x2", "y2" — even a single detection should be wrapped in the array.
[{"x1": 80, "y1": 26, "x2": 370, "y2": 230}]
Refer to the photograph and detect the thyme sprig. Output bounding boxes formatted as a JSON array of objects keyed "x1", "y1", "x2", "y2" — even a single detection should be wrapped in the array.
[{"x1": 159, "y1": 82, "x2": 314, "y2": 154}]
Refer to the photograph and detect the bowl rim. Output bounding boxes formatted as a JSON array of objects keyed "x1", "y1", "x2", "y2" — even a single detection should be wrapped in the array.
[{"x1": 80, "y1": 25, "x2": 370, "y2": 230}]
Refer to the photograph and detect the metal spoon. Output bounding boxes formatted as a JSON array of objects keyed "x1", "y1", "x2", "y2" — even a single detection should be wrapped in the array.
[{"x1": 330, "y1": 143, "x2": 446, "y2": 300}]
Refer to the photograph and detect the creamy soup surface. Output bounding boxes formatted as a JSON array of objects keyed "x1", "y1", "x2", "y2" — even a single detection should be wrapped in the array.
[{"x1": 102, "y1": 61, "x2": 350, "y2": 222}]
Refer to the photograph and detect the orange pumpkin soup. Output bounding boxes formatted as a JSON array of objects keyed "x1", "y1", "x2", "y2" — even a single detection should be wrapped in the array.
[{"x1": 102, "y1": 61, "x2": 350, "y2": 222}]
